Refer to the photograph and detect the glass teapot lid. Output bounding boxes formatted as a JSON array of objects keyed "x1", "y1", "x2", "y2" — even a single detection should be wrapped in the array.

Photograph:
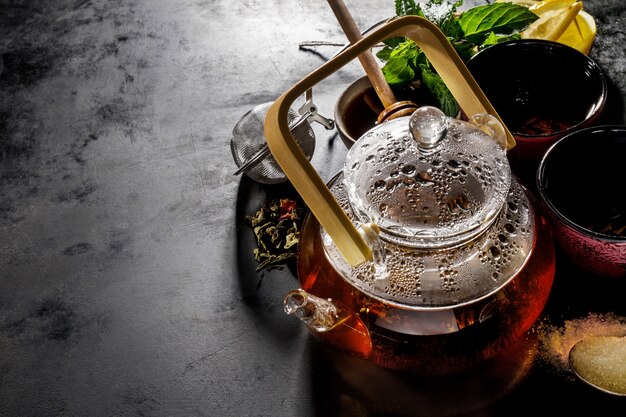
[{"x1": 344, "y1": 106, "x2": 511, "y2": 249}]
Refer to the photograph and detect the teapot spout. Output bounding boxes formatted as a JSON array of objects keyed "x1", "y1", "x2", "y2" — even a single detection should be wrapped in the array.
[
  {"x1": 284, "y1": 289, "x2": 343, "y2": 333},
  {"x1": 284, "y1": 289, "x2": 373, "y2": 357}
]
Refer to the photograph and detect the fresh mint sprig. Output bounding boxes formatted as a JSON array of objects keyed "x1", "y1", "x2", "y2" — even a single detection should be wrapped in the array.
[
  {"x1": 458, "y1": 2, "x2": 540, "y2": 44},
  {"x1": 378, "y1": 0, "x2": 538, "y2": 116}
]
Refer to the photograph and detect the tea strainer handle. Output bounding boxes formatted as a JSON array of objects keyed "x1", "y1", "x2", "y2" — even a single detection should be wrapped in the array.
[{"x1": 264, "y1": 15, "x2": 514, "y2": 267}]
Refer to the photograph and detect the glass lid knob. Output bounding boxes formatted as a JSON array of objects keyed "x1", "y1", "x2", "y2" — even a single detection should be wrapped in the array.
[{"x1": 409, "y1": 106, "x2": 448, "y2": 151}]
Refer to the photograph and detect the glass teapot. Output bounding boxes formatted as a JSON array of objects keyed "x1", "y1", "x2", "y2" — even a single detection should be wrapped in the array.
[{"x1": 265, "y1": 16, "x2": 555, "y2": 374}]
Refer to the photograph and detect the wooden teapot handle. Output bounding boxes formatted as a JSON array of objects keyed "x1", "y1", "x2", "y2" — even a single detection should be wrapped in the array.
[{"x1": 264, "y1": 15, "x2": 514, "y2": 267}]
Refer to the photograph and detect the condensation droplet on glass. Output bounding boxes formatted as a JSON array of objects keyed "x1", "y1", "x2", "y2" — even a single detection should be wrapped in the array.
[
  {"x1": 446, "y1": 159, "x2": 462, "y2": 171},
  {"x1": 402, "y1": 164, "x2": 416, "y2": 175}
]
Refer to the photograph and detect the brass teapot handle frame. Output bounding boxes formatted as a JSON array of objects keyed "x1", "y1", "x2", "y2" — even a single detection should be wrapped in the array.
[{"x1": 264, "y1": 15, "x2": 513, "y2": 267}]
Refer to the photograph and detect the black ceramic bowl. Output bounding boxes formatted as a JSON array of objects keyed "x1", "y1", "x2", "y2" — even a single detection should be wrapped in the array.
[
  {"x1": 536, "y1": 126, "x2": 626, "y2": 277},
  {"x1": 467, "y1": 39, "x2": 607, "y2": 179}
]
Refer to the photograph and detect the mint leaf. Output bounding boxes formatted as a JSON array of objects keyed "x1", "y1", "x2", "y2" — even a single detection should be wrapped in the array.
[
  {"x1": 383, "y1": 37, "x2": 405, "y2": 49},
  {"x1": 376, "y1": 46, "x2": 394, "y2": 62},
  {"x1": 382, "y1": 58, "x2": 416, "y2": 86},
  {"x1": 389, "y1": 39, "x2": 419, "y2": 61},
  {"x1": 395, "y1": 0, "x2": 421, "y2": 16},
  {"x1": 440, "y1": 12, "x2": 464, "y2": 40},
  {"x1": 452, "y1": 40, "x2": 475, "y2": 62},
  {"x1": 419, "y1": 65, "x2": 459, "y2": 117},
  {"x1": 381, "y1": 40, "x2": 419, "y2": 86},
  {"x1": 458, "y1": 3, "x2": 538, "y2": 44},
  {"x1": 481, "y1": 31, "x2": 500, "y2": 47},
  {"x1": 377, "y1": 36, "x2": 406, "y2": 62},
  {"x1": 481, "y1": 31, "x2": 522, "y2": 48}
]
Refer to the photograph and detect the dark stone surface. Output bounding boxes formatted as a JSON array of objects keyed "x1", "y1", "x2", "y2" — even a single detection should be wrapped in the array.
[{"x1": 0, "y1": 1, "x2": 625, "y2": 416}]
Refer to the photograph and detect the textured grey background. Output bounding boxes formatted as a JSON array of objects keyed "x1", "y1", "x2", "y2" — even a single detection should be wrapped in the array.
[{"x1": 1, "y1": 1, "x2": 625, "y2": 416}]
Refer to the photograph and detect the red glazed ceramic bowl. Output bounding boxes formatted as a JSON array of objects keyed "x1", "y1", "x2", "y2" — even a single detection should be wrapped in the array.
[
  {"x1": 467, "y1": 40, "x2": 607, "y2": 185},
  {"x1": 536, "y1": 126, "x2": 626, "y2": 277}
]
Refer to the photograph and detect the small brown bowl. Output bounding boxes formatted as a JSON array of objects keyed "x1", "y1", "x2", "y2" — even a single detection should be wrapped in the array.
[{"x1": 334, "y1": 76, "x2": 437, "y2": 148}]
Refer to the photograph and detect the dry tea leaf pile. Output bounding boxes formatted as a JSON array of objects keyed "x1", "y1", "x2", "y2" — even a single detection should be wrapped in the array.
[{"x1": 246, "y1": 199, "x2": 304, "y2": 272}]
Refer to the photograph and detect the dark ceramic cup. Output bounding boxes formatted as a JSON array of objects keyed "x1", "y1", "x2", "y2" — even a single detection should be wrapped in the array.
[
  {"x1": 536, "y1": 126, "x2": 626, "y2": 277},
  {"x1": 467, "y1": 39, "x2": 607, "y2": 186}
]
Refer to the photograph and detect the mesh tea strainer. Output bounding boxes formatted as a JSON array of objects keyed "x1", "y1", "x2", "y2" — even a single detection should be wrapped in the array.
[{"x1": 231, "y1": 89, "x2": 333, "y2": 184}]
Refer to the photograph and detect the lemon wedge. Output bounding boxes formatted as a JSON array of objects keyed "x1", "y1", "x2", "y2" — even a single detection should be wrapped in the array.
[
  {"x1": 522, "y1": 0, "x2": 583, "y2": 41},
  {"x1": 513, "y1": 0, "x2": 597, "y2": 54},
  {"x1": 556, "y1": 10, "x2": 596, "y2": 54}
]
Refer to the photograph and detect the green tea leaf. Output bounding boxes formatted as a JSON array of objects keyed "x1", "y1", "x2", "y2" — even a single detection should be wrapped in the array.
[
  {"x1": 246, "y1": 199, "x2": 304, "y2": 273},
  {"x1": 458, "y1": 3, "x2": 538, "y2": 43}
]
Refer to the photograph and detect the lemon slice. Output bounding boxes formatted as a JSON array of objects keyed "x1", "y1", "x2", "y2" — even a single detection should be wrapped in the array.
[
  {"x1": 496, "y1": 0, "x2": 597, "y2": 54},
  {"x1": 522, "y1": 0, "x2": 583, "y2": 41},
  {"x1": 556, "y1": 10, "x2": 596, "y2": 54}
]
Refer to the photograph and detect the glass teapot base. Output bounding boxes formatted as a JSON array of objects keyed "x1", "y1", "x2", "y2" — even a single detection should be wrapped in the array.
[
  {"x1": 314, "y1": 331, "x2": 539, "y2": 416},
  {"x1": 296, "y1": 191, "x2": 555, "y2": 375}
]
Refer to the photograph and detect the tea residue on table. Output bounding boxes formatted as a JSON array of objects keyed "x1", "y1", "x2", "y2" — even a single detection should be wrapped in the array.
[{"x1": 536, "y1": 312, "x2": 626, "y2": 379}]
